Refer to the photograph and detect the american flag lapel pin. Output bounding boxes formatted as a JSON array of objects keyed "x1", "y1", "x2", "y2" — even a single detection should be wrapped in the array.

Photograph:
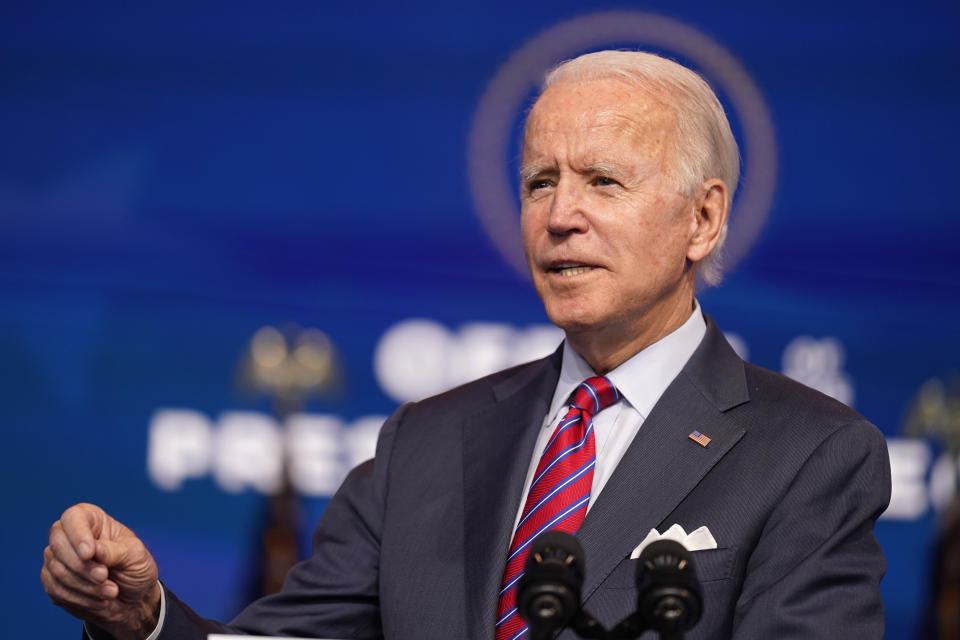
[{"x1": 688, "y1": 430, "x2": 711, "y2": 447}]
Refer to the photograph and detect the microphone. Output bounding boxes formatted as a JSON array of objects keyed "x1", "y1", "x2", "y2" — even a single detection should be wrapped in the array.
[
  {"x1": 516, "y1": 530, "x2": 586, "y2": 640},
  {"x1": 634, "y1": 540, "x2": 703, "y2": 639}
]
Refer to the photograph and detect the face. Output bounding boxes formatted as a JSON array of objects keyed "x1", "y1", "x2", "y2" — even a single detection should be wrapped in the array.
[{"x1": 520, "y1": 79, "x2": 701, "y2": 342}]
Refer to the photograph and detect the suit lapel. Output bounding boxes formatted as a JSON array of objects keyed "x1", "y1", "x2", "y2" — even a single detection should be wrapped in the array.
[
  {"x1": 462, "y1": 351, "x2": 562, "y2": 640},
  {"x1": 577, "y1": 317, "x2": 750, "y2": 600}
]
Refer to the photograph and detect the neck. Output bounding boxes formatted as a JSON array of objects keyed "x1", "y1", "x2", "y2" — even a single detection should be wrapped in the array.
[{"x1": 565, "y1": 294, "x2": 696, "y2": 375}]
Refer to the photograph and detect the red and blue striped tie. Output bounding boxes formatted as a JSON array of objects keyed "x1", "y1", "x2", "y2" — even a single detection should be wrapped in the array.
[{"x1": 494, "y1": 376, "x2": 620, "y2": 640}]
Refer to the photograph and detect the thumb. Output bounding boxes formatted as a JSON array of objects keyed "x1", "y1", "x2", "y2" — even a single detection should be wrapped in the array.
[{"x1": 60, "y1": 503, "x2": 108, "y2": 561}]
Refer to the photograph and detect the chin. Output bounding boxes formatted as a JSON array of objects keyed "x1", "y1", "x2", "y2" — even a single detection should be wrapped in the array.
[{"x1": 543, "y1": 303, "x2": 606, "y2": 334}]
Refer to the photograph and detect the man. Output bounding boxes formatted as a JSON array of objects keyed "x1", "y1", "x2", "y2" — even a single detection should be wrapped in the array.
[{"x1": 42, "y1": 50, "x2": 890, "y2": 639}]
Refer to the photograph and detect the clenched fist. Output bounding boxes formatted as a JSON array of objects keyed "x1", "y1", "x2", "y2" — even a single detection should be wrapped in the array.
[{"x1": 41, "y1": 503, "x2": 161, "y2": 640}]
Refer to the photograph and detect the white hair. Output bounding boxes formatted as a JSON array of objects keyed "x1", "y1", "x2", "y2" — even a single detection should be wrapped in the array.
[{"x1": 540, "y1": 50, "x2": 740, "y2": 286}]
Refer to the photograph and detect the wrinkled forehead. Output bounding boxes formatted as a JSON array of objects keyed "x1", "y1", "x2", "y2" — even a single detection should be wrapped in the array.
[
  {"x1": 523, "y1": 78, "x2": 679, "y2": 163},
  {"x1": 530, "y1": 77, "x2": 674, "y2": 125}
]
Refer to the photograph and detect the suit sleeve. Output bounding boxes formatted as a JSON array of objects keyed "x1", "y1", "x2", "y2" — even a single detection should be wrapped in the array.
[
  {"x1": 732, "y1": 419, "x2": 891, "y2": 638},
  {"x1": 149, "y1": 403, "x2": 407, "y2": 640}
]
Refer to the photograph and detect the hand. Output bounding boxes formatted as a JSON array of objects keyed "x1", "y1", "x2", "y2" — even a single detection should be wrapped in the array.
[{"x1": 41, "y1": 503, "x2": 161, "y2": 640}]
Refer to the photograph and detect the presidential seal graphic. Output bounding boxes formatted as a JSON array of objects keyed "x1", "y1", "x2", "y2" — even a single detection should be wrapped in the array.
[{"x1": 467, "y1": 11, "x2": 777, "y2": 282}]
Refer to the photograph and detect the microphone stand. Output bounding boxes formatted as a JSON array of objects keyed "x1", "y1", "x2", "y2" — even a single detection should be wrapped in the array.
[
  {"x1": 569, "y1": 609, "x2": 689, "y2": 640},
  {"x1": 570, "y1": 609, "x2": 610, "y2": 639}
]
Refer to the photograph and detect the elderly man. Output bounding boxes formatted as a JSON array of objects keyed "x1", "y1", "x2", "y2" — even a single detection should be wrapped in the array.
[{"x1": 42, "y1": 50, "x2": 890, "y2": 639}]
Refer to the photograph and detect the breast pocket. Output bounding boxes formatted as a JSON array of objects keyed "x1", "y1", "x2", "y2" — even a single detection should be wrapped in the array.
[{"x1": 600, "y1": 547, "x2": 737, "y2": 589}]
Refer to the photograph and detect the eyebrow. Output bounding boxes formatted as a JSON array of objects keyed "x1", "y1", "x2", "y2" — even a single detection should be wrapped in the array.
[
  {"x1": 519, "y1": 164, "x2": 557, "y2": 184},
  {"x1": 583, "y1": 162, "x2": 629, "y2": 179},
  {"x1": 520, "y1": 162, "x2": 632, "y2": 184}
]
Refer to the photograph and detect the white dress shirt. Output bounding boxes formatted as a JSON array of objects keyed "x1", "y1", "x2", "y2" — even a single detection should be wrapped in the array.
[{"x1": 512, "y1": 303, "x2": 706, "y2": 531}]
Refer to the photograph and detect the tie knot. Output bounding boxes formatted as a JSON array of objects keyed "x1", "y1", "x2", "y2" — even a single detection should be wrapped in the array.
[{"x1": 570, "y1": 376, "x2": 620, "y2": 416}]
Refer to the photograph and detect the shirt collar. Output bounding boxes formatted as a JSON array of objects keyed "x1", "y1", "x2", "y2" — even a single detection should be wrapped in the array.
[{"x1": 546, "y1": 301, "x2": 707, "y2": 425}]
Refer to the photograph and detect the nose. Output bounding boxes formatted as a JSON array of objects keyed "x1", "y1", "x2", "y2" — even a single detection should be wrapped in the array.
[{"x1": 546, "y1": 180, "x2": 588, "y2": 236}]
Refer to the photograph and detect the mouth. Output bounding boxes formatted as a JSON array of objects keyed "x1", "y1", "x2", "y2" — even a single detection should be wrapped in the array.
[{"x1": 548, "y1": 261, "x2": 598, "y2": 277}]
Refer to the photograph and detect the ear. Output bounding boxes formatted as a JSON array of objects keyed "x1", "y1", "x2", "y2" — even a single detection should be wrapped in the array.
[{"x1": 686, "y1": 179, "x2": 729, "y2": 264}]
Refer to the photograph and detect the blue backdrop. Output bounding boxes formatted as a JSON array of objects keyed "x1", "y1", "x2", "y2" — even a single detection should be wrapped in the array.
[{"x1": 4, "y1": 2, "x2": 959, "y2": 638}]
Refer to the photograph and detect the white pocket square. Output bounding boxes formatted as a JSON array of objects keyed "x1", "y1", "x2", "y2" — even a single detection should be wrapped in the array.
[{"x1": 630, "y1": 524, "x2": 717, "y2": 558}]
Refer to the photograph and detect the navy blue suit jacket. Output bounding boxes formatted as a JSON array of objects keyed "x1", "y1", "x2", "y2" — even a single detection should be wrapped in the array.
[{"x1": 150, "y1": 315, "x2": 890, "y2": 639}]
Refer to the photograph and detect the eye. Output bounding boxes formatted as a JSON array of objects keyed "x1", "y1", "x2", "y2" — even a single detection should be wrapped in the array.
[
  {"x1": 527, "y1": 179, "x2": 553, "y2": 192},
  {"x1": 593, "y1": 176, "x2": 619, "y2": 187}
]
